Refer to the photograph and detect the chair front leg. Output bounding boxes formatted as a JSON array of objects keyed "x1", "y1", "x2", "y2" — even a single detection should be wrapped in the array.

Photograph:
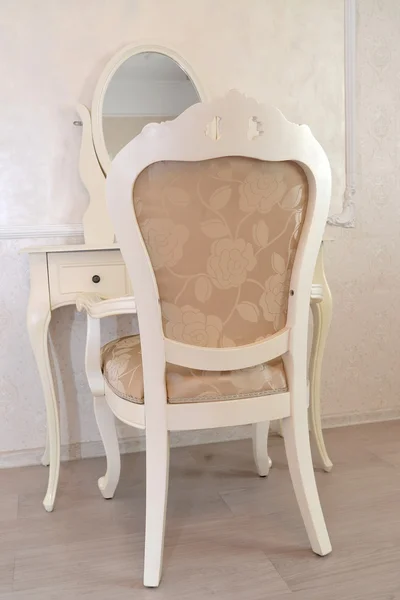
[
  {"x1": 85, "y1": 315, "x2": 121, "y2": 498},
  {"x1": 94, "y1": 395, "x2": 121, "y2": 498},
  {"x1": 252, "y1": 422, "x2": 272, "y2": 476}
]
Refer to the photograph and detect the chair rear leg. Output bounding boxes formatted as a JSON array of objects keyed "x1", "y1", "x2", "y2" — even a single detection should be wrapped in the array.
[
  {"x1": 282, "y1": 408, "x2": 331, "y2": 556},
  {"x1": 144, "y1": 428, "x2": 170, "y2": 587}
]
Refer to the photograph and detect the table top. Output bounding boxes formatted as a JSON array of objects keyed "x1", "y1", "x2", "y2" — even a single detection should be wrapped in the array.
[
  {"x1": 21, "y1": 236, "x2": 334, "y2": 255},
  {"x1": 21, "y1": 243, "x2": 120, "y2": 254}
]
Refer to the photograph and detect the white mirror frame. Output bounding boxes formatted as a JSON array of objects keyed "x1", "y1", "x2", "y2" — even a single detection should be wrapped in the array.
[
  {"x1": 77, "y1": 43, "x2": 207, "y2": 246},
  {"x1": 92, "y1": 43, "x2": 206, "y2": 175}
]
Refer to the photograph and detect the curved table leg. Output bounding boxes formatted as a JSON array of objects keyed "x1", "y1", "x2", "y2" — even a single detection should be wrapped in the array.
[
  {"x1": 41, "y1": 430, "x2": 50, "y2": 467},
  {"x1": 27, "y1": 254, "x2": 60, "y2": 511},
  {"x1": 309, "y1": 244, "x2": 333, "y2": 472}
]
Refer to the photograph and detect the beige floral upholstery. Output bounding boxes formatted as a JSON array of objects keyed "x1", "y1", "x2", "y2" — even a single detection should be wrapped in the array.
[
  {"x1": 133, "y1": 157, "x2": 308, "y2": 346},
  {"x1": 102, "y1": 335, "x2": 288, "y2": 404}
]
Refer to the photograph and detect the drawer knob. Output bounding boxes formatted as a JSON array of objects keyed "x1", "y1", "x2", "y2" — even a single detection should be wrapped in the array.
[{"x1": 92, "y1": 275, "x2": 101, "y2": 284}]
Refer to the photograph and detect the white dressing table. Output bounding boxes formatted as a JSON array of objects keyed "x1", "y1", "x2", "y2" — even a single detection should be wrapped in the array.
[{"x1": 23, "y1": 43, "x2": 333, "y2": 512}]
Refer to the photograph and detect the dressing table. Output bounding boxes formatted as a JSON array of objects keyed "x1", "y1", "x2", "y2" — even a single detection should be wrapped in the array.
[{"x1": 23, "y1": 43, "x2": 333, "y2": 512}]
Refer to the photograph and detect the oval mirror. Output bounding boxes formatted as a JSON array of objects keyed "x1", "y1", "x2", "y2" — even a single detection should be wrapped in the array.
[{"x1": 92, "y1": 47, "x2": 203, "y2": 172}]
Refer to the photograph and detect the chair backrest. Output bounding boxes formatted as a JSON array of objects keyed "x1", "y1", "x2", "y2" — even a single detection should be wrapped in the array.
[
  {"x1": 106, "y1": 91, "x2": 331, "y2": 395},
  {"x1": 133, "y1": 157, "x2": 307, "y2": 348}
]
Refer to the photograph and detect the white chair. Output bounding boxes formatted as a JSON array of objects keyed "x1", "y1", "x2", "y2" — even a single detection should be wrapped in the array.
[{"x1": 77, "y1": 90, "x2": 332, "y2": 587}]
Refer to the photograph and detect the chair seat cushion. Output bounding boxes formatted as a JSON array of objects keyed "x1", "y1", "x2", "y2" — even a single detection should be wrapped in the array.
[{"x1": 101, "y1": 335, "x2": 288, "y2": 405}]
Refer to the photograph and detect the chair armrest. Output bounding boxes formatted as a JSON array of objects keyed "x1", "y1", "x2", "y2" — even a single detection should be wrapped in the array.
[
  {"x1": 76, "y1": 293, "x2": 136, "y2": 398},
  {"x1": 76, "y1": 293, "x2": 137, "y2": 318}
]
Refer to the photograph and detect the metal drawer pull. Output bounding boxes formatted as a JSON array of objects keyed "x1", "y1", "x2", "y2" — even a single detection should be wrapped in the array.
[{"x1": 92, "y1": 274, "x2": 101, "y2": 284}]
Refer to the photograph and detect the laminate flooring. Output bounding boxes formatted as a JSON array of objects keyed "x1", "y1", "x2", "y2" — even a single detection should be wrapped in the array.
[{"x1": 1, "y1": 421, "x2": 400, "y2": 599}]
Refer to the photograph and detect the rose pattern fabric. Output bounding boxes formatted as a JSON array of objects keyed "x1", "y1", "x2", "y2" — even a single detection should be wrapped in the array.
[
  {"x1": 259, "y1": 272, "x2": 288, "y2": 331},
  {"x1": 102, "y1": 335, "x2": 288, "y2": 404},
  {"x1": 239, "y1": 171, "x2": 287, "y2": 213},
  {"x1": 207, "y1": 238, "x2": 256, "y2": 289},
  {"x1": 140, "y1": 218, "x2": 189, "y2": 269},
  {"x1": 102, "y1": 157, "x2": 307, "y2": 405},
  {"x1": 133, "y1": 157, "x2": 308, "y2": 348},
  {"x1": 102, "y1": 336, "x2": 142, "y2": 397},
  {"x1": 162, "y1": 303, "x2": 223, "y2": 347}
]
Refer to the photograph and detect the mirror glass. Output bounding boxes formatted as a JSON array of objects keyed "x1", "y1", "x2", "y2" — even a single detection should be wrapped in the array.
[{"x1": 102, "y1": 52, "x2": 201, "y2": 159}]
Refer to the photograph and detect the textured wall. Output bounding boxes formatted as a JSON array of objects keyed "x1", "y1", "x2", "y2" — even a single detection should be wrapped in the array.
[
  {"x1": 0, "y1": 0, "x2": 345, "y2": 227},
  {"x1": 1, "y1": 0, "x2": 390, "y2": 466},
  {"x1": 323, "y1": 0, "x2": 400, "y2": 424}
]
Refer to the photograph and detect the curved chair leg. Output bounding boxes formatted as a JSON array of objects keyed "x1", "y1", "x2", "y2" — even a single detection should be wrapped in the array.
[
  {"x1": 282, "y1": 402, "x2": 332, "y2": 556},
  {"x1": 309, "y1": 244, "x2": 333, "y2": 472},
  {"x1": 252, "y1": 422, "x2": 272, "y2": 476},
  {"x1": 94, "y1": 395, "x2": 121, "y2": 499},
  {"x1": 144, "y1": 428, "x2": 170, "y2": 587}
]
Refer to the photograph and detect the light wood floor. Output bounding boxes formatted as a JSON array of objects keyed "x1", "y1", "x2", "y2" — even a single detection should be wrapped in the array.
[{"x1": 2, "y1": 421, "x2": 400, "y2": 599}]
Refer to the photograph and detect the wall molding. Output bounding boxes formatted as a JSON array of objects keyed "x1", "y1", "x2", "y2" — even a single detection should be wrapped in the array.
[
  {"x1": 328, "y1": 0, "x2": 357, "y2": 228},
  {"x1": 2, "y1": 407, "x2": 400, "y2": 469},
  {"x1": 0, "y1": 224, "x2": 84, "y2": 240}
]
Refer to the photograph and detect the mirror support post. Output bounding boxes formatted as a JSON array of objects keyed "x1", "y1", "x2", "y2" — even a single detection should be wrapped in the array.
[{"x1": 77, "y1": 104, "x2": 115, "y2": 245}]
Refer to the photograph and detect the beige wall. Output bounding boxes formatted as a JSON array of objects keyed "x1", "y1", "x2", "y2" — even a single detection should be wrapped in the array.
[
  {"x1": 0, "y1": 0, "x2": 344, "y2": 227},
  {"x1": 0, "y1": 0, "x2": 396, "y2": 466},
  {"x1": 323, "y1": 0, "x2": 400, "y2": 425}
]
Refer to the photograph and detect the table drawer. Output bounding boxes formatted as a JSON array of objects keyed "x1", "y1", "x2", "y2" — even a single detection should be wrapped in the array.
[{"x1": 48, "y1": 250, "x2": 132, "y2": 308}]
